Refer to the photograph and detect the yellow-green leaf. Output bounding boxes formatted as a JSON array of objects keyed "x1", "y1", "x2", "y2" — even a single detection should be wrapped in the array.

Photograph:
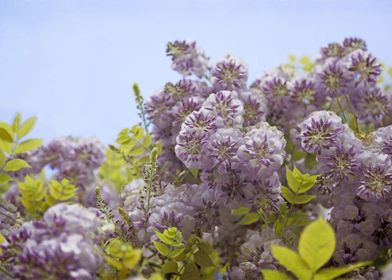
[
  {"x1": 0, "y1": 127, "x2": 13, "y2": 143},
  {"x1": 12, "y1": 113, "x2": 22, "y2": 133},
  {"x1": 271, "y1": 245, "x2": 312, "y2": 280},
  {"x1": 0, "y1": 151, "x2": 5, "y2": 165},
  {"x1": 162, "y1": 260, "x2": 178, "y2": 274},
  {"x1": 0, "y1": 173, "x2": 11, "y2": 184},
  {"x1": 181, "y1": 261, "x2": 200, "y2": 280},
  {"x1": 3, "y1": 159, "x2": 31, "y2": 172},
  {"x1": 18, "y1": 116, "x2": 37, "y2": 139},
  {"x1": 389, "y1": 67, "x2": 392, "y2": 78},
  {"x1": 14, "y1": 138, "x2": 42, "y2": 155},
  {"x1": 281, "y1": 186, "x2": 316, "y2": 204},
  {"x1": 153, "y1": 241, "x2": 170, "y2": 256},
  {"x1": 286, "y1": 165, "x2": 300, "y2": 193},
  {"x1": 314, "y1": 261, "x2": 371, "y2": 280},
  {"x1": 238, "y1": 212, "x2": 259, "y2": 225},
  {"x1": 261, "y1": 269, "x2": 292, "y2": 280},
  {"x1": 299, "y1": 218, "x2": 336, "y2": 273},
  {"x1": 0, "y1": 140, "x2": 13, "y2": 153},
  {"x1": 232, "y1": 206, "x2": 250, "y2": 216},
  {"x1": 194, "y1": 250, "x2": 214, "y2": 268},
  {"x1": 0, "y1": 233, "x2": 5, "y2": 254}
]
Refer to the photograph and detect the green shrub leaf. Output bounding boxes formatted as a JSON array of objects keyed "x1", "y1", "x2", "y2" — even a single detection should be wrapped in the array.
[
  {"x1": 238, "y1": 212, "x2": 259, "y2": 225},
  {"x1": 281, "y1": 186, "x2": 316, "y2": 204},
  {"x1": 3, "y1": 159, "x2": 31, "y2": 172},
  {"x1": 14, "y1": 138, "x2": 42, "y2": 154},
  {"x1": 271, "y1": 245, "x2": 311, "y2": 280},
  {"x1": 261, "y1": 269, "x2": 292, "y2": 280},
  {"x1": 232, "y1": 206, "x2": 250, "y2": 216},
  {"x1": 299, "y1": 218, "x2": 336, "y2": 273},
  {"x1": 153, "y1": 241, "x2": 170, "y2": 256},
  {"x1": 18, "y1": 116, "x2": 37, "y2": 139},
  {"x1": 314, "y1": 261, "x2": 371, "y2": 280}
]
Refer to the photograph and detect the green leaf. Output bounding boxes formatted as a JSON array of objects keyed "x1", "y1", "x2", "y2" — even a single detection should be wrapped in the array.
[
  {"x1": 153, "y1": 241, "x2": 170, "y2": 256},
  {"x1": 314, "y1": 261, "x2": 371, "y2": 280},
  {"x1": 128, "y1": 146, "x2": 145, "y2": 156},
  {"x1": 194, "y1": 250, "x2": 214, "y2": 268},
  {"x1": 261, "y1": 269, "x2": 292, "y2": 280},
  {"x1": 281, "y1": 186, "x2": 316, "y2": 204},
  {"x1": 299, "y1": 218, "x2": 336, "y2": 273},
  {"x1": 18, "y1": 175, "x2": 46, "y2": 216},
  {"x1": 286, "y1": 165, "x2": 300, "y2": 193},
  {"x1": 46, "y1": 179, "x2": 77, "y2": 206},
  {"x1": 18, "y1": 116, "x2": 37, "y2": 139},
  {"x1": 181, "y1": 261, "x2": 200, "y2": 280},
  {"x1": 231, "y1": 206, "x2": 250, "y2": 216},
  {"x1": 238, "y1": 212, "x2": 259, "y2": 225},
  {"x1": 189, "y1": 168, "x2": 199, "y2": 178},
  {"x1": 271, "y1": 245, "x2": 312, "y2": 280},
  {"x1": 3, "y1": 159, "x2": 31, "y2": 172},
  {"x1": 0, "y1": 173, "x2": 11, "y2": 184},
  {"x1": 14, "y1": 138, "x2": 42, "y2": 154},
  {"x1": 0, "y1": 127, "x2": 13, "y2": 143},
  {"x1": 389, "y1": 67, "x2": 392, "y2": 79},
  {"x1": 0, "y1": 140, "x2": 13, "y2": 153},
  {"x1": 105, "y1": 238, "x2": 142, "y2": 271},
  {"x1": 0, "y1": 151, "x2": 5, "y2": 165},
  {"x1": 162, "y1": 260, "x2": 178, "y2": 274},
  {"x1": 12, "y1": 113, "x2": 21, "y2": 133}
]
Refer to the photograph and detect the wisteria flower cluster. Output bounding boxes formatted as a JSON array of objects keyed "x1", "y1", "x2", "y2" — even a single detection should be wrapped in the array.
[{"x1": 0, "y1": 37, "x2": 392, "y2": 280}]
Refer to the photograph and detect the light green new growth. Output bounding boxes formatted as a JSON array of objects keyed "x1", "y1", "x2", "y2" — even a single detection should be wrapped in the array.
[
  {"x1": 0, "y1": 113, "x2": 42, "y2": 194},
  {"x1": 262, "y1": 218, "x2": 370, "y2": 280},
  {"x1": 19, "y1": 176, "x2": 77, "y2": 218},
  {"x1": 281, "y1": 165, "x2": 319, "y2": 205}
]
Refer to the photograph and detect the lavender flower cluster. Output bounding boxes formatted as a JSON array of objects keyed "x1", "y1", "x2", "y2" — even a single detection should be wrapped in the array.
[{"x1": 1, "y1": 38, "x2": 392, "y2": 280}]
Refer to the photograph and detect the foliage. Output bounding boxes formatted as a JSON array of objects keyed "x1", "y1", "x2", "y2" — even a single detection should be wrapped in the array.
[
  {"x1": 0, "y1": 113, "x2": 42, "y2": 193},
  {"x1": 153, "y1": 227, "x2": 218, "y2": 279},
  {"x1": 18, "y1": 176, "x2": 77, "y2": 218},
  {"x1": 281, "y1": 165, "x2": 318, "y2": 205},
  {"x1": 109, "y1": 125, "x2": 160, "y2": 185},
  {"x1": 104, "y1": 237, "x2": 142, "y2": 279},
  {"x1": 262, "y1": 218, "x2": 371, "y2": 280}
]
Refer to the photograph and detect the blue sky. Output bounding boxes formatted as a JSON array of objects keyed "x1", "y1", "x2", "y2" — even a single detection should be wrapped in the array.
[{"x1": 1, "y1": 0, "x2": 391, "y2": 143}]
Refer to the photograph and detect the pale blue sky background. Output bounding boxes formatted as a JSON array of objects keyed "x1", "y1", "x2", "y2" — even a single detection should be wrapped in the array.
[{"x1": 1, "y1": 0, "x2": 391, "y2": 143}]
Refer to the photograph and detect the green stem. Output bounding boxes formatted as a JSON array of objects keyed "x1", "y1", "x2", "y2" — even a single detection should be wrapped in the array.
[
  {"x1": 332, "y1": 91, "x2": 347, "y2": 123},
  {"x1": 344, "y1": 95, "x2": 360, "y2": 134}
]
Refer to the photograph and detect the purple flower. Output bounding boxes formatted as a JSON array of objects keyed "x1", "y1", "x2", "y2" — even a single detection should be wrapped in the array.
[
  {"x1": 290, "y1": 79, "x2": 316, "y2": 106},
  {"x1": 358, "y1": 163, "x2": 392, "y2": 200},
  {"x1": 175, "y1": 131, "x2": 208, "y2": 168},
  {"x1": 163, "y1": 79, "x2": 200, "y2": 101},
  {"x1": 166, "y1": 40, "x2": 209, "y2": 78},
  {"x1": 181, "y1": 110, "x2": 217, "y2": 135},
  {"x1": 206, "y1": 129, "x2": 241, "y2": 173},
  {"x1": 238, "y1": 90, "x2": 267, "y2": 127},
  {"x1": 351, "y1": 87, "x2": 391, "y2": 124},
  {"x1": 372, "y1": 126, "x2": 392, "y2": 157},
  {"x1": 342, "y1": 37, "x2": 367, "y2": 54},
  {"x1": 348, "y1": 50, "x2": 381, "y2": 86},
  {"x1": 202, "y1": 90, "x2": 244, "y2": 128},
  {"x1": 237, "y1": 123, "x2": 286, "y2": 176},
  {"x1": 170, "y1": 97, "x2": 204, "y2": 129},
  {"x1": 317, "y1": 60, "x2": 350, "y2": 97},
  {"x1": 262, "y1": 76, "x2": 291, "y2": 109},
  {"x1": 298, "y1": 110, "x2": 346, "y2": 153},
  {"x1": 145, "y1": 90, "x2": 176, "y2": 128},
  {"x1": 319, "y1": 143, "x2": 360, "y2": 180},
  {"x1": 1, "y1": 204, "x2": 103, "y2": 280},
  {"x1": 212, "y1": 55, "x2": 248, "y2": 91},
  {"x1": 320, "y1": 42, "x2": 345, "y2": 60}
]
